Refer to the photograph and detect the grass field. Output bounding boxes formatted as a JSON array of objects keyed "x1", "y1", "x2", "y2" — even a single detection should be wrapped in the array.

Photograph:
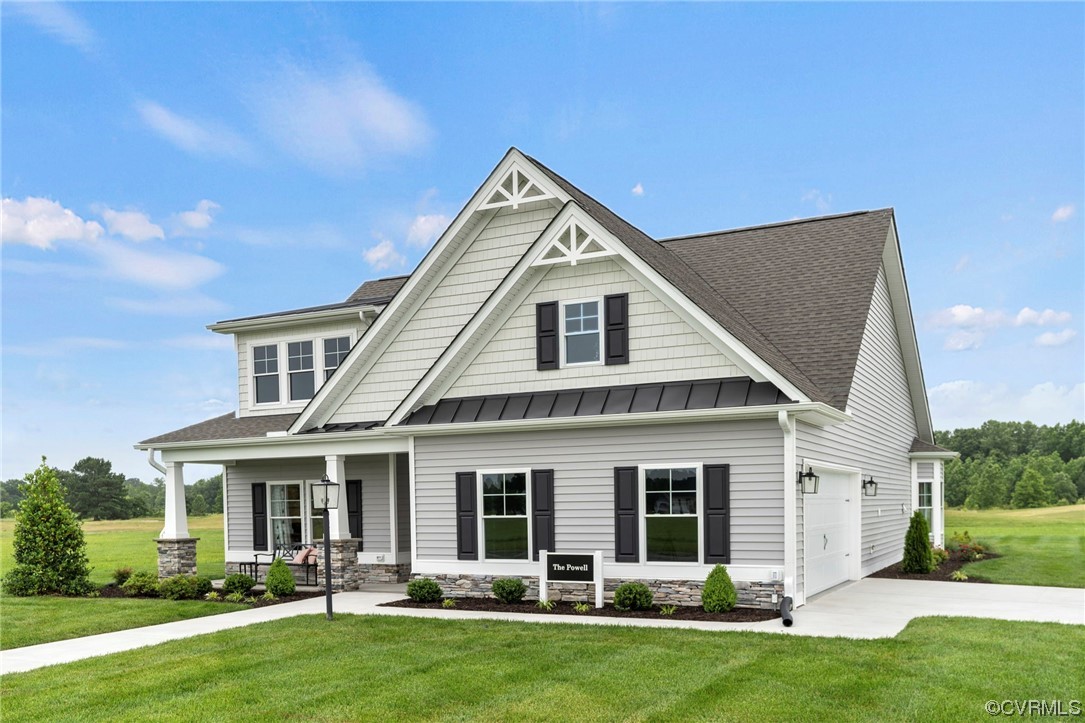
[
  {"x1": 944, "y1": 504, "x2": 1084, "y2": 588},
  {"x1": 2, "y1": 615, "x2": 1082, "y2": 721}
]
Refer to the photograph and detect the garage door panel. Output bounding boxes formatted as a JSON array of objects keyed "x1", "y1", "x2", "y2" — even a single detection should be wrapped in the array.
[{"x1": 804, "y1": 469, "x2": 853, "y2": 595}]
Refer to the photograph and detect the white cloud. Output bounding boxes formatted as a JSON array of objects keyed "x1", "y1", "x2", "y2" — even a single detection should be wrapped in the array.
[
  {"x1": 943, "y1": 331, "x2": 985, "y2": 351},
  {"x1": 107, "y1": 293, "x2": 229, "y2": 316},
  {"x1": 1035, "y1": 329, "x2": 1078, "y2": 348},
  {"x1": 363, "y1": 238, "x2": 406, "y2": 271},
  {"x1": 250, "y1": 61, "x2": 431, "y2": 173},
  {"x1": 94, "y1": 241, "x2": 225, "y2": 291},
  {"x1": 1051, "y1": 204, "x2": 1075, "y2": 223},
  {"x1": 6, "y1": 2, "x2": 97, "y2": 55},
  {"x1": 929, "y1": 380, "x2": 1084, "y2": 429},
  {"x1": 1015, "y1": 307, "x2": 1072, "y2": 327},
  {"x1": 99, "y1": 207, "x2": 165, "y2": 242},
  {"x1": 136, "y1": 101, "x2": 254, "y2": 160},
  {"x1": 952, "y1": 254, "x2": 970, "y2": 273},
  {"x1": 173, "y1": 200, "x2": 221, "y2": 234},
  {"x1": 405, "y1": 213, "x2": 450, "y2": 248},
  {"x1": 631, "y1": 183, "x2": 645, "y2": 197},
  {"x1": 801, "y1": 189, "x2": 832, "y2": 213},
  {"x1": 1, "y1": 197, "x2": 103, "y2": 249}
]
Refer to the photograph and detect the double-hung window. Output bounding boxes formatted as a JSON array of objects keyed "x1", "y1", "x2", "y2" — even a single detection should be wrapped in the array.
[
  {"x1": 562, "y1": 299, "x2": 601, "y2": 365},
  {"x1": 253, "y1": 344, "x2": 280, "y2": 404},
  {"x1": 644, "y1": 466, "x2": 699, "y2": 562},
  {"x1": 287, "y1": 341, "x2": 315, "y2": 401},
  {"x1": 481, "y1": 471, "x2": 529, "y2": 560},
  {"x1": 324, "y1": 336, "x2": 351, "y2": 380},
  {"x1": 269, "y1": 483, "x2": 302, "y2": 547}
]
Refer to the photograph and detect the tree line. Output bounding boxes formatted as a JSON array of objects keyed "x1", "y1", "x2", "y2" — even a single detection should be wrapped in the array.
[
  {"x1": 0, "y1": 457, "x2": 222, "y2": 520},
  {"x1": 938, "y1": 420, "x2": 1085, "y2": 509}
]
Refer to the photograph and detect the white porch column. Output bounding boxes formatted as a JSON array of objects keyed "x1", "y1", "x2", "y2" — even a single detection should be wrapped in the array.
[
  {"x1": 160, "y1": 462, "x2": 189, "y2": 539},
  {"x1": 325, "y1": 455, "x2": 352, "y2": 540}
]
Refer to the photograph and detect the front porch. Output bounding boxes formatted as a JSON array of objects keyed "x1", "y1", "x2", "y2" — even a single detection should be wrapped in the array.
[{"x1": 155, "y1": 447, "x2": 412, "y2": 590}]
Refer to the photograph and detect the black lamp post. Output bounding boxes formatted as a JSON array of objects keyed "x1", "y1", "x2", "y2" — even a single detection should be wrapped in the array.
[{"x1": 311, "y1": 474, "x2": 340, "y2": 621}]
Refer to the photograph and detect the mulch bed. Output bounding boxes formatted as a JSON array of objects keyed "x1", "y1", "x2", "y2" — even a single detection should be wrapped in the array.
[
  {"x1": 97, "y1": 584, "x2": 324, "y2": 607},
  {"x1": 381, "y1": 597, "x2": 779, "y2": 622},
  {"x1": 869, "y1": 549, "x2": 999, "y2": 583}
]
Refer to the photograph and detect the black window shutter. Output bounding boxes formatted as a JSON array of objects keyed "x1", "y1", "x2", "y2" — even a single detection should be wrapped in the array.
[
  {"x1": 455, "y1": 472, "x2": 478, "y2": 560},
  {"x1": 536, "y1": 301, "x2": 559, "y2": 370},
  {"x1": 604, "y1": 293, "x2": 629, "y2": 365},
  {"x1": 346, "y1": 479, "x2": 363, "y2": 551},
  {"x1": 531, "y1": 469, "x2": 555, "y2": 561},
  {"x1": 252, "y1": 482, "x2": 267, "y2": 551},
  {"x1": 704, "y1": 464, "x2": 731, "y2": 564},
  {"x1": 614, "y1": 466, "x2": 639, "y2": 562}
]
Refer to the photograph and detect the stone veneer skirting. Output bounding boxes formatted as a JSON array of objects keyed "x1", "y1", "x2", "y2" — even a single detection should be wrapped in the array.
[
  {"x1": 157, "y1": 538, "x2": 199, "y2": 579},
  {"x1": 417, "y1": 573, "x2": 784, "y2": 610},
  {"x1": 226, "y1": 546, "x2": 411, "y2": 590}
]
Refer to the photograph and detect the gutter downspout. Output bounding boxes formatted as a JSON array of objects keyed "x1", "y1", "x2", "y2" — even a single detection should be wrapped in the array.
[
  {"x1": 147, "y1": 448, "x2": 166, "y2": 475},
  {"x1": 778, "y1": 410, "x2": 799, "y2": 608}
]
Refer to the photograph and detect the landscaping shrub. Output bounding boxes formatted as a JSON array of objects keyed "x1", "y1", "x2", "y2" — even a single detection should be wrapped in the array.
[
  {"x1": 406, "y1": 577, "x2": 443, "y2": 603},
  {"x1": 491, "y1": 577, "x2": 526, "y2": 604},
  {"x1": 193, "y1": 576, "x2": 214, "y2": 598},
  {"x1": 121, "y1": 571, "x2": 160, "y2": 597},
  {"x1": 931, "y1": 547, "x2": 949, "y2": 567},
  {"x1": 158, "y1": 575, "x2": 198, "y2": 600},
  {"x1": 702, "y1": 564, "x2": 738, "y2": 613},
  {"x1": 901, "y1": 511, "x2": 934, "y2": 573},
  {"x1": 223, "y1": 573, "x2": 255, "y2": 596},
  {"x1": 224, "y1": 592, "x2": 246, "y2": 603},
  {"x1": 613, "y1": 582, "x2": 653, "y2": 611},
  {"x1": 265, "y1": 558, "x2": 296, "y2": 597},
  {"x1": 1, "y1": 459, "x2": 92, "y2": 596},
  {"x1": 113, "y1": 566, "x2": 134, "y2": 586}
]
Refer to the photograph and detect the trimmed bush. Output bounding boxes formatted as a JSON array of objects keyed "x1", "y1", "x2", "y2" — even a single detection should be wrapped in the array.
[
  {"x1": 265, "y1": 558, "x2": 296, "y2": 597},
  {"x1": 193, "y1": 576, "x2": 214, "y2": 598},
  {"x1": 613, "y1": 582, "x2": 653, "y2": 611},
  {"x1": 113, "y1": 567, "x2": 134, "y2": 586},
  {"x1": 406, "y1": 577, "x2": 443, "y2": 603},
  {"x1": 121, "y1": 571, "x2": 160, "y2": 597},
  {"x1": 159, "y1": 575, "x2": 198, "y2": 600},
  {"x1": 223, "y1": 573, "x2": 255, "y2": 596},
  {"x1": 1, "y1": 459, "x2": 92, "y2": 597},
  {"x1": 702, "y1": 564, "x2": 738, "y2": 613},
  {"x1": 901, "y1": 511, "x2": 934, "y2": 573},
  {"x1": 491, "y1": 578, "x2": 526, "y2": 604}
]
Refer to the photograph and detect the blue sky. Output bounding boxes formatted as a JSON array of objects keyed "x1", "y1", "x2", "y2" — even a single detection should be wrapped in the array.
[{"x1": 2, "y1": 2, "x2": 1082, "y2": 483}]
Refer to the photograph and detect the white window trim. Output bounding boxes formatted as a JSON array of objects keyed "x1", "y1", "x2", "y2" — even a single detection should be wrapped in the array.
[
  {"x1": 247, "y1": 331, "x2": 355, "y2": 411},
  {"x1": 639, "y1": 463, "x2": 703, "y2": 566},
  {"x1": 323, "y1": 335, "x2": 352, "y2": 381},
  {"x1": 560, "y1": 296, "x2": 604, "y2": 368},
  {"x1": 267, "y1": 481, "x2": 322, "y2": 547},
  {"x1": 477, "y1": 468, "x2": 533, "y2": 563},
  {"x1": 286, "y1": 340, "x2": 316, "y2": 403},
  {"x1": 252, "y1": 343, "x2": 282, "y2": 406}
]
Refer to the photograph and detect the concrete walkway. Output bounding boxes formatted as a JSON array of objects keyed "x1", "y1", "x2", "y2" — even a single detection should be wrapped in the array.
[{"x1": 3, "y1": 578, "x2": 1082, "y2": 675}]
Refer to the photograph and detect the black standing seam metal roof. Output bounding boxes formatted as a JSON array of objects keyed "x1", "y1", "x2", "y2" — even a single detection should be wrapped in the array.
[{"x1": 402, "y1": 377, "x2": 792, "y2": 426}]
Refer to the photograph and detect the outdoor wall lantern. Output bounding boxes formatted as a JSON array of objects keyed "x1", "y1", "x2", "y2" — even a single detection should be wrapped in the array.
[
  {"x1": 311, "y1": 474, "x2": 340, "y2": 621},
  {"x1": 798, "y1": 467, "x2": 819, "y2": 495},
  {"x1": 862, "y1": 475, "x2": 878, "y2": 497}
]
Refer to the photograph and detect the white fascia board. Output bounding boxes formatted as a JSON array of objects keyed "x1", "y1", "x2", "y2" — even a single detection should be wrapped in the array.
[
  {"x1": 207, "y1": 306, "x2": 378, "y2": 335},
  {"x1": 287, "y1": 149, "x2": 571, "y2": 435},
  {"x1": 881, "y1": 218, "x2": 935, "y2": 442},
  {"x1": 150, "y1": 432, "x2": 408, "y2": 464},
  {"x1": 909, "y1": 450, "x2": 959, "y2": 460},
  {"x1": 386, "y1": 402, "x2": 847, "y2": 438}
]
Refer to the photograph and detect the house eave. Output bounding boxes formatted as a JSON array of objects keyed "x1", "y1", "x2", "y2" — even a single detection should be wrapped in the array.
[
  {"x1": 909, "y1": 450, "x2": 959, "y2": 460},
  {"x1": 207, "y1": 304, "x2": 381, "y2": 334}
]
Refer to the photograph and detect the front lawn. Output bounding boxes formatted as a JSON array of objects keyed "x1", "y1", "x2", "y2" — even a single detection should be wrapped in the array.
[
  {"x1": 944, "y1": 505, "x2": 1085, "y2": 588},
  {"x1": 2, "y1": 615, "x2": 1081, "y2": 721}
]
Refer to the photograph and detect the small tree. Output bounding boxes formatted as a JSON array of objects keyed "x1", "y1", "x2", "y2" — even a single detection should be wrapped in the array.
[
  {"x1": 1011, "y1": 468, "x2": 1050, "y2": 509},
  {"x1": 265, "y1": 558, "x2": 296, "y2": 597},
  {"x1": 702, "y1": 564, "x2": 738, "y2": 612},
  {"x1": 2, "y1": 459, "x2": 92, "y2": 596},
  {"x1": 900, "y1": 510, "x2": 934, "y2": 574}
]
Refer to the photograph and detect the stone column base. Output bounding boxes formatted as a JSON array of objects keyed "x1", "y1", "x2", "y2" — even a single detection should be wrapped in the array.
[
  {"x1": 157, "y1": 538, "x2": 199, "y2": 579},
  {"x1": 314, "y1": 539, "x2": 363, "y2": 591}
]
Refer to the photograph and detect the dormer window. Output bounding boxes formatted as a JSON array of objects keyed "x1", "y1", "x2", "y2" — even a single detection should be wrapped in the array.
[
  {"x1": 288, "y1": 341, "x2": 315, "y2": 401},
  {"x1": 253, "y1": 345, "x2": 280, "y2": 404},
  {"x1": 250, "y1": 333, "x2": 353, "y2": 408},
  {"x1": 562, "y1": 299, "x2": 602, "y2": 366},
  {"x1": 324, "y1": 336, "x2": 351, "y2": 380}
]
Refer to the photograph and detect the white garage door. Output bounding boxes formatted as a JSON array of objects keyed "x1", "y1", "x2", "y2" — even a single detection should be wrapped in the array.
[{"x1": 804, "y1": 469, "x2": 853, "y2": 596}]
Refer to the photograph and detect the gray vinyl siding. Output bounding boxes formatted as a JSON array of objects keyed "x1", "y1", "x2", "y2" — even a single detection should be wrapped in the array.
[
  {"x1": 413, "y1": 419, "x2": 784, "y2": 564},
  {"x1": 796, "y1": 489, "x2": 804, "y2": 594},
  {"x1": 796, "y1": 264, "x2": 919, "y2": 576},
  {"x1": 225, "y1": 455, "x2": 392, "y2": 552},
  {"x1": 331, "y1": 201, "x2": 559, "y2": 422},
  {"x1": 447, "y1": 257, "x2": 743, "y2": 397},
  {"x1": 395, "y1": 453, "x2": 411, "y2": 555}
]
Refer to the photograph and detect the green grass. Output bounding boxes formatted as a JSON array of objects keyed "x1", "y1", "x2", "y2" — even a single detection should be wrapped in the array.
[
  {"x1": 945, "y1": 505, "x2": 1085, "y2": 588},
  {"x1": 0, "y1": 514, "x2": 226, "y2": 584},
  {"x1": 1, "y1": 515, "x2": 237, "y2": 650},
  {"x1": 1, "y1": 615, "x2": 1082, "y2": 721},
  {"x1": 0, "y1": 596, "x2": 248, "y2": 650}
]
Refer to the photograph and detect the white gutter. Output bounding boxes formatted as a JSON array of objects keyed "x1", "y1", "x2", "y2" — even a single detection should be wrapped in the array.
[
  {"x1": 207, "y1": 305, "x2": 381, "y2": 334},
  {"x1": 146, "y1": 448, "x2": 167, "y2": 475}
]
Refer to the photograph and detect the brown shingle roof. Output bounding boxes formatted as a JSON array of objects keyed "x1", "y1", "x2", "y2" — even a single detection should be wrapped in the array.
[
  {"x1": 140, "y1": 413, "x2": 296, "y2": 445},
  {"x1": 910, "y1": 437, "x2": 955, "y2": 454},
  {"x1": 661, "y1": 210, "x2": 894, "y2": 411},
  {"x1": 346, "y1": 275, "x2": 409, "y2": 304}
]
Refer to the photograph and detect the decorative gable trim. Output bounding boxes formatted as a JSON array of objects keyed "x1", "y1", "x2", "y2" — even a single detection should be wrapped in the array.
[
  {"x1": 531, "y1": 218, "x2": 615, "y2": 267},
  {"x1": 385, "y1": 202, "x2": 810, "y2": 426},
  {"x1": 479, "y1": 166, "x2": 556, "y2": 210},
  {"x1": 287, "y1": 149, "x2": 570, "y2": 435}
]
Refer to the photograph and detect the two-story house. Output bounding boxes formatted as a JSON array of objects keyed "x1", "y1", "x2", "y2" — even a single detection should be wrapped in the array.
[{"x1": 138, "y1": 148, "x2": 955, "y2": 608}]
